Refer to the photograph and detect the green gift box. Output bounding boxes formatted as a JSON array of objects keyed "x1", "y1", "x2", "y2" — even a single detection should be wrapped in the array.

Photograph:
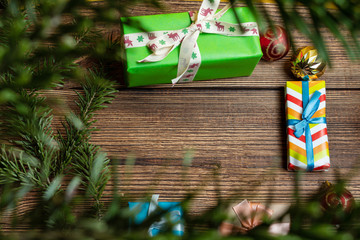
[{"x1": 121, "y1": 7, "x2": 262, "y2": 87}]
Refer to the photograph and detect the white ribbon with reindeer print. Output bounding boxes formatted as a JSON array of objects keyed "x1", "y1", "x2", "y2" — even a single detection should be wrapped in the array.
[{"x1": 123, "y1": 0, "x2": 259, "y2": 85}]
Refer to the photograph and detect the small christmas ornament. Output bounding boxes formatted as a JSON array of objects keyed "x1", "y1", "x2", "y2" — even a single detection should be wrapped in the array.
[
  {"x1": 291, "y1": 46, "x2": 326, "y2": 80},
  {"x1": 260, "y1": 25, "x2": 290, "y2": 61},
  {"x1": 320, "y1": 181, "x2": 355, "y2": 212}
]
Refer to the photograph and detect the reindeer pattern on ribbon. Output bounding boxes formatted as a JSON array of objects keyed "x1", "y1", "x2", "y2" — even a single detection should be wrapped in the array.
[{"x1": 123, "y1": 0, "x2": 259, "y2": 85}]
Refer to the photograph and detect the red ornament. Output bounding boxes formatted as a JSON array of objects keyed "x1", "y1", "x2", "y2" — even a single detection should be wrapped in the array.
[
  {"x1": 260, "y1": 26, "x2": 290, "y2": 61},
  {"x1": 320, "y1": 181, "x2": 355, "y2": 212}
]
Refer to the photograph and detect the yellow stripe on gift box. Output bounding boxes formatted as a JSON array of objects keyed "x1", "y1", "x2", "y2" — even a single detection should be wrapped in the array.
[
  {"x1": 289, "y1": 148, "x2": 307, "y2": 165},
  {"x1": 314, "y1": 147, "x2": 329, "y2": 162},
  {"x1": 287, "y1": 113, "x2": 299, "y2": 120},
  {"x1": 287, "y1": 81, "x2": 325, "y2": 96},
  {"x1": 309, "y1": 81, "x2": 325, "y2": 95},
  {"x1": 289, "y1": 142, "x2": 306, "y2": 158},
  {"x1": 314, "y1": 142, "x2": 329, "y2": 157},
  {"x1": 287, "y1": 81, "x2": 303, "y2": 95},
  {"x1": 308, "y1": 123, "x2": 323, "y2": 130},
  {"x1": 289, "y1": 141, "x2": 328, "y2": 158},
  {"x1": 287, "y1": 108, "x2": 301, "y2": 120},
  {"x1": 287, "y1": 107, "x2": 326, "y2": 120},
  {"x1": 289, "y1": 142, "x2": 329, "y2": 165}
]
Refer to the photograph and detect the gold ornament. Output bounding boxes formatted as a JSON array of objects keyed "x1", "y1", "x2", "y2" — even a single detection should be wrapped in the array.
[{"x1": 291, "y1": 46, "x2": 326, "y2": 80}]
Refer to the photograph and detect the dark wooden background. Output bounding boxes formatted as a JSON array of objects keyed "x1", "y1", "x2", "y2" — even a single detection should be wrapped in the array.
[{"x1": 38, "y1": 1, "x2": 360, "y2": 217}]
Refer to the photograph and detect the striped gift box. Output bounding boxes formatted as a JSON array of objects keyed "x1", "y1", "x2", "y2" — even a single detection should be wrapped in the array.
[{"x1": 286, "y1": 81, "x2": 330, "y2": 171}]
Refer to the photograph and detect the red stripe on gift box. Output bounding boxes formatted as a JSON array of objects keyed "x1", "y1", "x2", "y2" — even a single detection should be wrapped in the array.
[
  {"x1": 289, "y1": 163, "x2": 330, "y2": 171},
  {"x1": 286, "y1": 94, "x2": 326, "y2": 108},
  {"x1": 313, "y1": 163, "x2": 330, "y2": 171},
  {"x1": 311, "y1": 127, "x2": 328, "y2": 141},
  {"x1": 288, "y1": 128, "x2": 306, "y2": 143},
  {"x1": 286, "y1": 94, "x2": 302, "y2": 107},
  {"x1": 289, "y1": 125, "x2": 327, "y2": 143},
  {"x1": 319, "y1": 94, "x2": 326, "y2": 102},
  {"x1": 288, "y1": 163, "x2": 301, "y2": 171}
]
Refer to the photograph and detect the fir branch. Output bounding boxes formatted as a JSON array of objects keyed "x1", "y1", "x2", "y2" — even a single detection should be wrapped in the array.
[
  {"x1": 0, "y1": 88, "x2": 57, "y2": 188},
  {"x1": 0, "y1": 145, "x2": 29, "y2": 185},
  {"x1": 56, "y1": 71, "x2": 116, "y2": 174},
  {"x1": 0, "y1": 71, "x2": 116, "y2": 220},
  {"x1": 72, "y1": 143, "x2": 110, "y2": 219},
  {"x1": 77, "y1": 71, "x2": 117, "y2": 130},
  {"x1": 29, "y1": 56, "x2": 74, "y2": 89},
  {"x1": 0, "y1": 144, "x2": 51, "y2": 189},
  {"x1": 56, "y1": 71, "x2": 116, "y2": 217},
  {"x1": 72, "y1": 18, "x2": 103, "y2": 51}
]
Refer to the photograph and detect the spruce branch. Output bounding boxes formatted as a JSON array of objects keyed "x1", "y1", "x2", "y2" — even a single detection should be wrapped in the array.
[
  {"x1": 0, "y1": 88, "x2": 57, "y2": 188},
  {"x1": 0, "y1": 145, "x2": 30, "y2": 185},
  {"x1": 77, "y1": 71, "x2": 117, "y2": 129},
  {"x1": 0, "y1": 71, "x2": 117, "y2": 221},
  {"x1": 56, "y1": 71, "x2": 116, "y2": 174},
  {"x1": 55, "y1": 71, "x2": 116, "y2": 217},
  {"x1": 72, "y1": 143, "x2": 110, "y2": 219},
  {"x1": 29, "y1": 56, "x2": 73, "y2": 89},
  {"x1": 0, "y1": 144, "x2": 53, "y2": 189}
]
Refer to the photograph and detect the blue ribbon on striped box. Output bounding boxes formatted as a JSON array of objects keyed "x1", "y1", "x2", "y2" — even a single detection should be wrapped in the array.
[
  {"x1": 287, "y1": 81, "x2": 327, "y2": 171},
  {"x1": 129, "y1": 195, "x2": 184, "y2": 237}
]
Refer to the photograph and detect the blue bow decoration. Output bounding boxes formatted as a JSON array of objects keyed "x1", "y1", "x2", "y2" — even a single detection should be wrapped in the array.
[
  {"x1": 129, "y1": 195, "x2": 184, "y2": 237},
  {"x1": 287, "y1": 81, "x2": 326, "y2": 171}
]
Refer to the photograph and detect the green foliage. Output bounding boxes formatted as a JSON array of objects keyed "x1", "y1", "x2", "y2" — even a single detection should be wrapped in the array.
[
  {"x1": 0, "y1": 72, "x2": 116, "y2": 219},
  {"x1": 0, "y1": 0, "x2": 358, "y2": 239},
  {"x1": 56, "y1": 72, "x2": 116, "y2": 173},
  {"x1": 0, "y1": 72, "x2": 115, "y2": 192},
  {"x1": 0, "y1": 145, "x2": 36, "y2": 185},
  {"x1": 0, "y1": 89, "x2": 55, "y2": 188},
  {"x1": 0, "y1": 176, "x2": 358, "y2": 239},
  {"x1": 0, "y1": 0, "x2": 119, "y2": 221}
]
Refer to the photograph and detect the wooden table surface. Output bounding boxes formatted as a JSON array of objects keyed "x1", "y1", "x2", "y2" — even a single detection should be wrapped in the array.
[{"x1": 56, "y1": 1, "x2": 360, "y2": 215}]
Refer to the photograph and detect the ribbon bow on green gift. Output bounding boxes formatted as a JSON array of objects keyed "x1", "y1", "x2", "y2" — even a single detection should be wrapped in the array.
[{"x1": 136, "y1": 0, "x2": 259, "y2": 85}]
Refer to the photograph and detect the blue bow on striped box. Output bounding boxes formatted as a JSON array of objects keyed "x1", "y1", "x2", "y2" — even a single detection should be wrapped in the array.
[{"x1": 129, "y1": 194, "x2": 184, "y2": 237}]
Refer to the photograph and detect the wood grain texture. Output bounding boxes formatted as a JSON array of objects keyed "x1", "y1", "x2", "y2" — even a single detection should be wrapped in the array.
[
  {"x1": 40, "y1": 87, "x2": 360, "y2": 215},
  {"x1": 8, "y1": 0, "x2": 360, "y2": 224}
]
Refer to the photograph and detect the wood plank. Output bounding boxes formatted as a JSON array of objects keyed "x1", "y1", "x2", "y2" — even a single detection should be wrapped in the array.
[
  {"x1": 113, "y1": 1, "x2": 360, "y2": 89},
  {"x1": 42, "y1": 88, "x2": 360, "y2": 214},
  {"x1": 4, "y1": 1, "x2": 360, "y2": 227}
]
